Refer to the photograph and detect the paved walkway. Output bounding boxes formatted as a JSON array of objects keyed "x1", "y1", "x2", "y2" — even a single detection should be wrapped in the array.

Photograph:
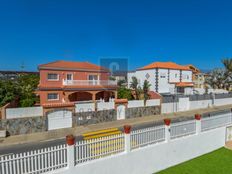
[
  {"x1": 225, "y1": 141, "x2": 232, "y2": 150},
  {"x1": 0, "y1": 104, "x2": 232, "y2": 148}
]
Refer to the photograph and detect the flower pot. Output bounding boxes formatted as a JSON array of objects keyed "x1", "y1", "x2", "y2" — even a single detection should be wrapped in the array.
[
  {"x1": 124, "y1": 125, "x2": 131, "y2": 134},
  {"x1": 164, "y1": 119, "x2": 171, "y2": 126},
  {"x1": 66, "y1": 134, "x2": 75, "y2": 145},
  {"x1": 195, "y1": 114, "x2": 201, "y2": 120}
]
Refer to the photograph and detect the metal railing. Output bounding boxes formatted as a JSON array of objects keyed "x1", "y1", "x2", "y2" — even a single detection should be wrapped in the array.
[
  {"x1": 170, "y1": 120, "x2": 196, "y2": 139},
  {"x1": 75, "y1": 134, "x2": 125, "y2": 164},
  {"x1": 201, "y1": 112, "x2": 232, "y2": 131},
  {"x1": 63, "y1": 79, "x2": 117, "y2": 86},
  {"x1": 130, "y1": 125, "x2": 165, "y2": 149},
  {"x1": 0, "y1": 144, "x2": 67, "y2": 174}
]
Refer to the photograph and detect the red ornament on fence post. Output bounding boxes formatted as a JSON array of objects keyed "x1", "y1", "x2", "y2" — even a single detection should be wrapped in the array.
[
  {"x1": 164, "y1": 118, "x2": 171, "y2": 126},
  {"x1": 195, "y1": 114, "x2": 201, "y2": 120},
  {"x1": 124, "y1": 125, "x2": 132, "y2": 134},
  {"x1": 66, "y1": 134, "x2": 75, "y2": 146}
]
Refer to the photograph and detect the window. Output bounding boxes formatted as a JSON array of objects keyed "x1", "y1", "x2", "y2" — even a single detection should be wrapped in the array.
[
  {"x1": 47, "y1": 93, "x2": 59, "y2": 100},
  {"x1": 175, "y1": 74, "x2": 178, "y2": 78},
  {"x1": 47, "y1": 73, "x2": 59, "y2": 80},
  {"x1": 67, "y1": 74, "x2": 73, "y2": 80},
  {"x1": 160, "y1": 73, "x2": 166, "y2": 78}
]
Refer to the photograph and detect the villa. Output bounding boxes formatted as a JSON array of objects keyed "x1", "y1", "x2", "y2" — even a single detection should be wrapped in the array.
[
  {"x1": 37, "y1": 60, "x2": 117, "y2": 107},
  {"x1": 128, "y1": 62, "x2": 194, "y2": 95}
]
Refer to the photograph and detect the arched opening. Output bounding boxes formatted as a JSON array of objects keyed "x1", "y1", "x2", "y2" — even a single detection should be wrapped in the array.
[
  {"x1": 68, "y1": 92, "x2": 93, "y2": 102},
  {"x1": 96, "y1": 91, "x2": 115, "y2": 102}
]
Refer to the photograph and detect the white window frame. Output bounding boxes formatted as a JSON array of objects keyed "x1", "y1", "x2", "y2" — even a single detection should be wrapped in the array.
[
  {"x1": 47, "y1": 93, "x2": 59, "y2": 101},
  {"x1": 66, "y1": 73, "x2": 73, "y2": 81},
  {"x1": 47, "y1": 73, "x2": 59, "y2": 81}
]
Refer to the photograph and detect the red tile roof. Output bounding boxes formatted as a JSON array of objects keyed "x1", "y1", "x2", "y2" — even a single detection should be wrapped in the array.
[
  {"x1": 138, "y1": 62, "x2": 191, "y2": 71},
  {"x1": 39, "y1": 60, "x2": 109, "y2": 71}
]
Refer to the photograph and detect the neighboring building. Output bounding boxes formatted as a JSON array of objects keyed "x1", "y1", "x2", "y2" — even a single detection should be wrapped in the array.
[
  {"x1": 0, "y1": 71, "x2": 39, "y2": 80},
  {"x1": 128, "y1": 62, "x2": 193, "y2": 95},
  {"x1": 186, "y1": 65, "x2": 206, "y2": 89},
  {"x1": 37, "y1": 61, "x2": 117, "y2": 106}
]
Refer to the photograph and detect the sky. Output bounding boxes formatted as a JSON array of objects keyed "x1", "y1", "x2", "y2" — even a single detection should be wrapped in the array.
[{"x1": 0, "y1": 0, "x2": 232, "y2": 71}]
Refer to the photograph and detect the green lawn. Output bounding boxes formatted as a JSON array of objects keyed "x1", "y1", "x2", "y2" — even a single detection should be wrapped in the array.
[{"x1": 157, "y1": 148, "x2": 232, "y2": 174}]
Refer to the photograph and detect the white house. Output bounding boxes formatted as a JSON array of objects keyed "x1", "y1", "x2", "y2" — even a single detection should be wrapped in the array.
[{"x1": 128, "y1": 62, "x2": 194, "y2": 95}]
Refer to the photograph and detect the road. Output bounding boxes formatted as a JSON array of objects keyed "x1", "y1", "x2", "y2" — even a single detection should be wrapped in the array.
[{"x1": 0, "y1": 120, "x2": 166, "y2": 156}]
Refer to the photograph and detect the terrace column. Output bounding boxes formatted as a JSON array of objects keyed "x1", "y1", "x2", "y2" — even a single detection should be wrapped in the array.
[
  {"x1": 91, "y1": 92, "x2": 97, "y2": 111},
  {"x1": 124, "y1": 125, "x2": 131, "y2": 153},
  {"x1": 66, "y1": 134, "x2": 75, "y2": 169},
  {"x1": 164, "y1": 118, "x2": 171, "y2": 142},
  {"x1": 195, "y1": 114, "x2": 202, "y2": 134}
]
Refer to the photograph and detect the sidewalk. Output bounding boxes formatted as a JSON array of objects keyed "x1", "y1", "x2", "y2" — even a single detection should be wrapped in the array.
[{"x1": 0, "y1": 104, "x2": 232, "y2": 147}]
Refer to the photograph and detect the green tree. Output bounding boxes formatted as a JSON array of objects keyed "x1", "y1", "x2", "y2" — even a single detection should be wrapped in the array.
[
  {"x1": 117, "y1": 87, "x2": 133, "y2": 100},
  {"x1": 222, "y1": 58, "x2": 232, "y2": 72},
  {"x1": 130, "y1": 76, "x2": 140, "y2": 99},
  {"x1": 117, "y1": 79, "x2": 126, "y2": 87},
  {"x1": 205, "y1": 69, "x2": 231, "y2": 90},
  {"x1": 143, "y1": 80, "x2": 151, "y2": 102},
  {"x1": 0, "y1": 80, "x2": 18, "y2": 107},
  {"x1": 18, "y1": 74, "x2": 40, "y2": 107}
]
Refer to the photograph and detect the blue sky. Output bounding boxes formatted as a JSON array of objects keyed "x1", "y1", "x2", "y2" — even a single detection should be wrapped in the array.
[{"x1": 0, "y1": 0, "x2": 232, "y2": 71}]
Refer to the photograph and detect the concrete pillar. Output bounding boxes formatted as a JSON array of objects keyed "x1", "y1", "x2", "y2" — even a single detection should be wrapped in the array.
[
  {"x1": 164, "y1": 118, "x2": 171, "y2": 142},
  {"x1": 195, "y1": 114, "x2": 202, "y2": 134},
  {"x1": 66, "y1": 134, "x2": 75, "y2": 169},
  {"x1": 124, "y1": 125, "x2": 131, "y2": 153}
]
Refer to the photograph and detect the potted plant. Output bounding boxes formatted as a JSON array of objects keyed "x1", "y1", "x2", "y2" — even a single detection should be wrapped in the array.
[
  {"x1": 66, "y1": 134, "x2": 75, "y2": 145},
  {"x1": 164, "y1": 118, "x2": 171, "y2": 126},
  {"x1": 195, "y1": 114, "x2": 201, "y2": 120},
  {"x1": 124, "y1": 125, "x2": 131, "y2": 134}
]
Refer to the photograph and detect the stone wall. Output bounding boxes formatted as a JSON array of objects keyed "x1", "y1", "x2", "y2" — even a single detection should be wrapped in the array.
[
  {"x1": 73, "y1": 109, "x2": 117, "y2": 126},
  {"x1": 0, "y1": 116, "x2": 46, "y2": 136},
  {"x1": 125, "y1": 106, "x2": 160, "y2": 119}
]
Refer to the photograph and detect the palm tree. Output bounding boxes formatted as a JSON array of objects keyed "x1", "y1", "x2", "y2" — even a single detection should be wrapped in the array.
[
  {"x1": 222, "y1": 58, "x2": 232, "y2": 72},
  {"x1": 130, "y1": 76, "x2": 139, "y2": 99},
  {"x1": 143, "y1": 80, "x2": 151, "y2": 105},
  {"x1": 205, "y1": 68, "x2": 231, "y2": 90}
]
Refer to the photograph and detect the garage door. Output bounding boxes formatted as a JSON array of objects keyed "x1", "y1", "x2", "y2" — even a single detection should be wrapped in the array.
[{"x1": 47, "y1": 110, "x2": 72, "y2": 130}]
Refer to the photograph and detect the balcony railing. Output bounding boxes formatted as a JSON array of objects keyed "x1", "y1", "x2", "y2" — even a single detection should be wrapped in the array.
[{"x1": 63, "y1": 79, "x2": 117, "y2": 86}]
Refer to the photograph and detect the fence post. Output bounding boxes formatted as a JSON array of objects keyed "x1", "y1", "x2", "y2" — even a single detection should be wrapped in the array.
[
  {"x1": 66, "y1": 134, "x2": 75, "y2": 169},
  {"x1": 124, "y1": 125, "x2": 131, "y2": 153},
  {"x1": 164, "y1": 119, "x2": 171, "y2": 142},
  {"x1": 195, "y1": 114, "x2": 201, "y2": 134}
]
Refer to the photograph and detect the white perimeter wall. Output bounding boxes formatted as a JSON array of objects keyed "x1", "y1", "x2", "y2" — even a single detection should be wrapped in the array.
[
  {"x1": 75, "y1": 103, "x2": 95, "y2": 112},
  {"x1": 59, "y1": 127, "x2": 226, "y2": 174},
  {"x1": 97, "y1": 102, "x2": 115, "y2": 111},
  {"x1": 6, "y1": 106, "x2": 43, "y2": 119},
  {"x1": 128, "y1": 100, "x2": 144, "y2": 108},
  {"x1": 146, "y1": 99, "x2": 160, "y2": 106},
  {"x1": 214, "y1": 98, "x2": 232, "y2": 106},
  {"x1": 189, "y1": 100, "x2": 212, "y2": 110}
]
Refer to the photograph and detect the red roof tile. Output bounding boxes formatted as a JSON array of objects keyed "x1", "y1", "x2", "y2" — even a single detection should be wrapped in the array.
[
  {"x1": 138, "y1": 62, "x2": 191, "y2": 71},
  {"x1": 39, "y1": 60, "x2": 109, "y2": 71}
]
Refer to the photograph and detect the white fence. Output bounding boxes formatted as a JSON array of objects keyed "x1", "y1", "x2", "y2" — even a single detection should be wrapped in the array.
[
  {"x1": 128, "y1": 100, "x2": 144, "y2": 108},
  {"x1": 75, "y1": 103, "x2": 95, "y2": 112},
  {"x1": 201, "y1": 112, "x2": 232, "y2": 131},
  {"x1": 130, "y1": 125, "x2": 165, "y2": 149},
  {"x1": 75, "y1": 134, "x2": 124, "y2": 164},
  {"x1": 145, "y1": 99, "x2": 160, "y2": 106},
  {"x1": 6, "y1": 106, "x2": 43, "y2": 119},
  {"x1": 97, "y1": 102, "x2": 115, "y2": 111},
  {"x1": 170, "y1": 120, "x2": 196, "y2": 139},
  {"x1": 1, "y1": 110, "x2": 232, "y2": 174},
  {"x1": 0, "y1": 144, "x2": 67, "y2": 174}
]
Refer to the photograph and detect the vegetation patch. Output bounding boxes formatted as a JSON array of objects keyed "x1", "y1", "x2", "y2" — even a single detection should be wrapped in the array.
[{"x1": 157, "y1": 148, "x2": 232, "y2": 174}]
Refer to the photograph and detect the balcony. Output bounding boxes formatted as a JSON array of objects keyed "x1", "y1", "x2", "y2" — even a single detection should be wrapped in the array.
[{"x1": 63, "y1": 79, "x2": 117, "y2": 86}]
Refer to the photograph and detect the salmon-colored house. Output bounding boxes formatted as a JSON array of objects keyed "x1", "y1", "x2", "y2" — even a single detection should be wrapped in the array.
[{"x1": 38, "y1": 61, "x2": 117, "y2": 107}]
